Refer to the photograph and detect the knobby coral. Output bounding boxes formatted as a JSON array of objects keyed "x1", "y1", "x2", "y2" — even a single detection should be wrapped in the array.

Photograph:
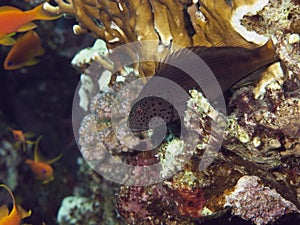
[{"x1": 47, "y1": 0, "x2": 300, "y2": 224}]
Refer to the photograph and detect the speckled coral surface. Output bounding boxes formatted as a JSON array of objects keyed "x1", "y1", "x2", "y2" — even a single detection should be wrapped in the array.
[
  {"x1": 225, "y1": 176, "x2": 299, "y2": 225},
  {"x1": 48, "y1": 0, "x2": 300, "y2": 224}
]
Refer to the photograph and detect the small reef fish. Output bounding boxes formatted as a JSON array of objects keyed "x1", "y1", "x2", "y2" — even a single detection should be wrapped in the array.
[
  {"x1": 128, "y1": 40, "x2": 279, "y2": 133},
  {"x1": 25, "y1": 136, "x2": 62, "y2": 184},
  {"x1": 9, "y1": 128, "x2": 26, "y2": 144},
  {"x1": 4, "y1": 30, "x2": 45, "y2": 70},
  {"x1": 0, "y1": 3, "x2": 61, "y2": 45},
  {"x1": 9, "y1": 128, "x2": 26, "y2": 151},
  {"x1": 9, "y1": 128, "x2": 35, "y2": 151},
  {"x1": 0, "y1": 184, "x2": 32, "y2": 225}
]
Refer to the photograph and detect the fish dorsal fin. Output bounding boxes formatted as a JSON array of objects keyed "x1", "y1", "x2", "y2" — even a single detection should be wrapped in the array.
[
  {"x1": 33, "y1": 136, "x2": 47, "y2": 163},
  {"x1": 0, "y1": 6, "x2": 22, "y2": 13},
  {"x1": 16, "y1": 205, "x2": 31, "y2": 219},
  {"x1": 0, "y1": 205, "x2": 9, "y2": 218},
  {"x1": 33, "y1": 136, "x2": 62, "y2": 164},
  {"x1": 16, "y1": 22, "x2": 37, "y2": 32},
  {"x1": 213, "y1": 39, "x2": 258, "y2": 49}
]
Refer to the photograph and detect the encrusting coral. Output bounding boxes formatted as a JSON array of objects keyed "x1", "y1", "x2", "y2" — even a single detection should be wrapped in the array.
[{"x1": 46, "y1": 0, "x2": 300, "y2": 224}]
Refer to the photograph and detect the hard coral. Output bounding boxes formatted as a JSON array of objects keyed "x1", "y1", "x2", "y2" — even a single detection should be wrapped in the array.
[
  {"x1": 0, "y1": 140, "x2": 21, "y2": 190},
  {"x1": 54, "y1": 0, "x2": 300, "y2": 224},
  {"x1": 46, "y1": 0, "x2": 267, "y2": 78},
  {"x1": 225, "y1": 176, "x2": 299, "y2": 225},
  {"x1": 241, "y1": 0, "x2": 300, "y2": 74},
  {"x1": 164, "y1": 176, "x2": 206, "y2": 218},
  {"x1": 56, "y1": 157, "x2": 124, "y2": 225}
]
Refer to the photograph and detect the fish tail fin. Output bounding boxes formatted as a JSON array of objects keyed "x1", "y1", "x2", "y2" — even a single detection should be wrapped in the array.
[
  {"x1": 232, "y1": 39, "x2": 279, "y2": 90},
  {"x1": 29, "y1": 3, "x2": 61, "y2": 21},
  {"x1": 0, "y1": 184, "x2": 16, "y2": 209}
]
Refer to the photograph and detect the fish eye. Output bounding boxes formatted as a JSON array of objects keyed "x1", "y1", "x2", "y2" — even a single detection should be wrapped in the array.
[
  {"x1": 136, "y1": 107, "x2": 143, "y2": 114},
  {"x1": 7, "y1": 61, "x2": 13, "y2": 66}
]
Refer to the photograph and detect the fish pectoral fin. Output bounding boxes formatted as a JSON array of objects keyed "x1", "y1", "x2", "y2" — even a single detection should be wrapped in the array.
[
  {"x1": 232, "y1": 65, "x2": 271, "y2": 90},
  {"x1": 25, "y1": 140, "x2": 36, "y2": 145},
  {"x1": 24, "y1": 58, "x2": 40, "y2": 66},
  {"x1": 0, "y1": 205, "x2": 9, "y2": 218},
  {"x1": 17, "y1": 22, "x2": 37, "y2": 32},
  {"x1": 42, "y1": 175, "x2": 54, "y2": 184},
  {"x1": 16, "y1": 205, "x2": 32, "y2": 219},
  {"x1": 24, "y1": 132, "x2": 35, "y2": 139},
  {"x1": 0, "y1": 36, "x2": 16, "y2": 46}
]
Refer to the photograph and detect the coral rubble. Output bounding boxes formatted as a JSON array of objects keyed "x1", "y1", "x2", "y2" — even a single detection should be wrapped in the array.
[
  {"x1": 225, "y1": 175, "x2": 299, "y2": 225},
  {"x1": 47, "y1": 0, "x2": 300, "y2": 224},
  {"x1": 0, "y1": 140, "x2": 21, "y2": 190},
  {"x1": 56, "y1": 157, "x2": 124, "y2": 225}
]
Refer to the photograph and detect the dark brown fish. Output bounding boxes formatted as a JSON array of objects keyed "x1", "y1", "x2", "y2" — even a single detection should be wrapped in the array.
[{"x1": 129, "y1": 40, "x2": 278, "y2": 133}]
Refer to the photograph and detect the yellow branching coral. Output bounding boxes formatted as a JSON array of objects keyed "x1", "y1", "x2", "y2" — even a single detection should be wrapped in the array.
[
  {"x1": 188, "y1": 0, "x2": 269, "y2": 47},
  {"x1": 46, "y1": 0, "x2": 272, "y2": 77}
]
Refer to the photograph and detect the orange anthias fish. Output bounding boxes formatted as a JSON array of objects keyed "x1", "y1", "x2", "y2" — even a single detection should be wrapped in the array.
[
  {"x1": 9, "y1": 128, "x2": 35, "y2": 151},
  {"x1": 0, "y1": 184, "x2": 31, "y2": 225},
  {"x1": 25, "y1": 136, "x2": 62, "y2": 184},
  {"x1": 0, "y1": 3, "x2": 61, "y2": 45},
  {"x1": 9, "y1": 128, "x2": 26, "y2": 144},
  {"x1": 4, "y1": 30, "x2": 45, "y2": 70}
]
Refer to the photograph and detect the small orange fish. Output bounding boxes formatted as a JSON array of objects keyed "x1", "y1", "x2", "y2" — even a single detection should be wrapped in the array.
[
  {"x1": 0, "y1": 184, "x2": 31, "y2": 225},
  {"x1": 4, "y1": 30, "x2": 45, "y2": 70},
  {"x1": 25, "y1": 136, "x2": 62, "y2": 184},
  {"x1": 0, "y1": 3, "x2": 61, "y2": 45},
  {"x1": 9, "y1": 128, "x2": 26, "y2": 143},
  {"x1": 9, "y1": 128, "x2": 35, "y2": 151}
]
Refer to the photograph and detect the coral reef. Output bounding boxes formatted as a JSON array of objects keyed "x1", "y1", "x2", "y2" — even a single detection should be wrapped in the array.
[
  {"x1": 74, "y1": 52, "x2": 300, "y2": 224},
  {"x1": 224, "y1": 175, "x2": 299, "y2": 225},
  {"x1": 45, "y1": 0, "x2": 300, "y2": 224},
  {"x1": 0, "y1": 139, "x2": 21, "y2": 190},
  {"x1": 226, "y1": 80, "x2": 300, "y2": 169},
  {"x1": 56, "y1": 157, "x2": 124, "y2": 225},
  {"x1": 241, "y1": 0, "x2": 300, "y2": 74},
  {"x1": 57, "y1": 196, "x2": 101, "y2": 225},
  {"x1": 45, "y1": 0, "x2": 269, "y2": 78}
]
